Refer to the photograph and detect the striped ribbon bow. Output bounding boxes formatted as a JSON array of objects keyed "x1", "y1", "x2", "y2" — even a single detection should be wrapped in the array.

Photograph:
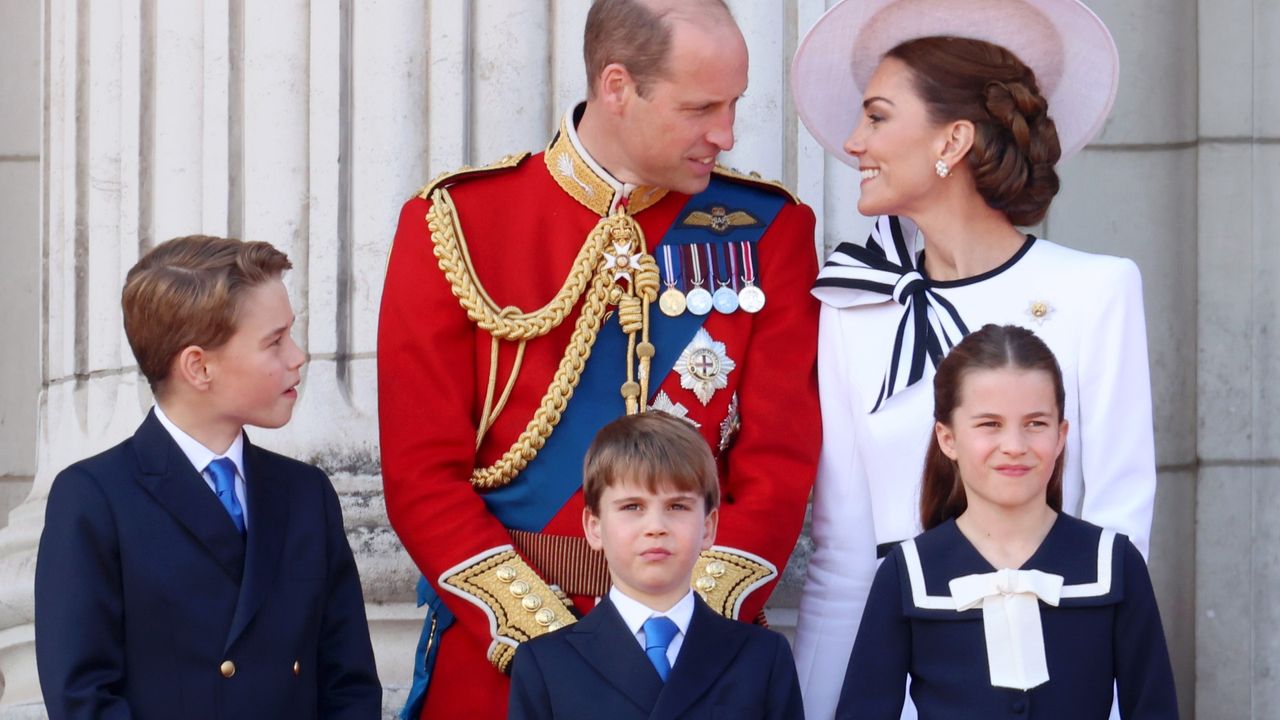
[{"x1": 811, "y1": 215, "x2": 970, "y2": 412}]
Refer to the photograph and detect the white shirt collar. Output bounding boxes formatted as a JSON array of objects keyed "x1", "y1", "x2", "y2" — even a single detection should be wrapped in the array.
[
  {"x1": 152, "y1": 404, "x2": 246, "y2": 481},
  {"x1": 563, "y1": 104, "x2": 639, "y2": 214},
  {"x1": 608, "y1": 586, "x2": 696, "y2": 638}
]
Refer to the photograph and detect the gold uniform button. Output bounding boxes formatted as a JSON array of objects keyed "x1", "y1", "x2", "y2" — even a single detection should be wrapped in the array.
[
  {"x1": 293, "y1": 660, "x2": 301, "y2": 676},
  {"x1": 220, "y1": 660, "x2": 236, "y2": 678}
]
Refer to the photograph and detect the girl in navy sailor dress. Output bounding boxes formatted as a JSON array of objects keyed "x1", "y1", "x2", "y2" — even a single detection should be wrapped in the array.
[{"x1": 835, "y1": 325, "x2": 1177, "y2": 720}]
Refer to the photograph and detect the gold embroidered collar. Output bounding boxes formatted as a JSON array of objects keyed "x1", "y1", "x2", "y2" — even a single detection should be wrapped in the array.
[{"x1": 544, "y1": 108, "x2": 667, "y2": 217}]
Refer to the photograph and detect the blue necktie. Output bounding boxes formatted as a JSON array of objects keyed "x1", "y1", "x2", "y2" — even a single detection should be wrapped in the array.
[
  {"x1": 206, "y1": 457, "x2": 245, "y2": 535},
  {"x1": 642, "y1": 616, "x2": 679, "y2": 682}
]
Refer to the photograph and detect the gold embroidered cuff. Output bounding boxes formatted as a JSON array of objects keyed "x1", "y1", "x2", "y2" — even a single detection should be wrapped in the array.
[
  {"x1": 439, "y1": 547, "x2": 578, "y2": 674},
  {"x1": 691, "y1": 546, "x2": 779, "y2": 620}
]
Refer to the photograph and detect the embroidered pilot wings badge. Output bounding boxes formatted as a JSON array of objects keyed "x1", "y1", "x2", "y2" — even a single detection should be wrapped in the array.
[{"x1": 680, "y1": 206, "x2": 760, "y2": 235}]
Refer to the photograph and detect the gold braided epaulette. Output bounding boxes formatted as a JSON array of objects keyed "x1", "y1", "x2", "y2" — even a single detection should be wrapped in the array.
[
  {"x1": 439, "y1": 547, "x2": 578, "y2": 674},
  {"x1": 691, "y1": 546, "x2": 778, "y2": 620},
  {"x1": 712, "y1": 165, "x2": 801, "y2": 204},
  {"x1": 415, "y1": 152, "x2": 532, "y2": 200}
]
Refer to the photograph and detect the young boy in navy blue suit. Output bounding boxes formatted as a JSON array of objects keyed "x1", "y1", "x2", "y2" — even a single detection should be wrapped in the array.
[
  {"x1": 34, "y1": 236, "x2": 381, "y2": 719},
  {"x1": 508, "y1": 412, "x2": 804, "y2": 719}
]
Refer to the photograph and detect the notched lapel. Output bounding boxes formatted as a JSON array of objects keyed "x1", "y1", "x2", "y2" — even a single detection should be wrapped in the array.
[
  {"x1": 225, "y1": 438, "x2": 290, "y2": 650},
  {"x1": 566, "y1": 600, "x2": 665, "y2": 714},
  {"x1": 649, "y1": 597, "x2": 749, "y2": 720},
  {"x1": 132, "y1": 412, "x2": 246, "y2": 581}
]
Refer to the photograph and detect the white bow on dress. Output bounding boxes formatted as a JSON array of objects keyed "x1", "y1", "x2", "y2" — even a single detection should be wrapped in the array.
[{"x1": 949, "y1": 568, "x2": 1065, "y2": 691}]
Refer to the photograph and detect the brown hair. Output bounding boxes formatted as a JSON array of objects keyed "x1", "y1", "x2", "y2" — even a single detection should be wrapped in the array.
[
  {"x1": 920, "y1": 324, "x2": 1066, "y2": 530},
  {"x1": 887, "y1": 36, "x2": 1062, "y2": 226},
  {"x1": 121, "y1": 235, "x2": 292, "y2": 394},
  {"x1": 583, "y1": 411, "x2": 719, "y2": 514},
  {"x1": 583, "y1": 0, "x2": 732, "y2": 99}
]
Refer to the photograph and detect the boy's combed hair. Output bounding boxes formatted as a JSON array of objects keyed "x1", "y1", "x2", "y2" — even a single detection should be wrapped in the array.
[
  {"x1": 122, "y1": 235, "x2": 292, "y2": 393},
  {"x1": 583, "y1": 411, "x2": 719, "y2": 513},
  {"x1": 920, "y1": 323, "x2": 1066, "y2": 530}
]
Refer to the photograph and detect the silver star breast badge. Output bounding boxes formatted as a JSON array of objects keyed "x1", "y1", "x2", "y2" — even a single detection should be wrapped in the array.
[
  {"x1": 649, "y1": 391, "x2": 701, "y2": 427},
  {"x1": 675, "y1": 328, "x2": 736, "y2": 406}
]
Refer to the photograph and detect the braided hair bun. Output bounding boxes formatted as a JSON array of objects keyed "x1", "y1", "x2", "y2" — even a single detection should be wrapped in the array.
[{"x1": 887, "y1": 36, "x2": 1061, "y2": 226}]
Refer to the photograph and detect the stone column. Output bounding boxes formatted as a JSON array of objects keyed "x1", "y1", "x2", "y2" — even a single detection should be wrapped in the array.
[
  {"x1": 0, "y1": 1, "x2": 424, "y2": 715},
  {"x1": 1051, "y1": 2, "x2": 1200, "y2": 717},
  {"x1": 0, "y1": 0, "x2": 42, "y2": 526},
  {"x1": 1195, "y1": 1, "x2": 1280, "y2": 717}
]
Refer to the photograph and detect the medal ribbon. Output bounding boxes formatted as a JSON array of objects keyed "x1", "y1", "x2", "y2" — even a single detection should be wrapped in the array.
[
  {"x1": 662, "y1": 245, "x2": 682, "y2": 290},
  {"x1": 740, "y1": 241, "x2": 756, "y2": 285},
  {"x1": 714, "y1": 242, "x2": 733, "y2": 287},
  {"x1": 688, "y1": 244, "x2": 705, "y2": 288}
]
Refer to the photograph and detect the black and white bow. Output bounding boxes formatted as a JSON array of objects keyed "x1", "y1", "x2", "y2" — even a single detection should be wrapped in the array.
[{"x1": 812, "y1": 215, "x2": 970, "y2": 413}]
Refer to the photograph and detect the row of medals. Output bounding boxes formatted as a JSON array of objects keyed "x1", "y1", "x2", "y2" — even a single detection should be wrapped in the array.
[{"x1": 656, "y1": 243, "x2": 766, "y2": 317}]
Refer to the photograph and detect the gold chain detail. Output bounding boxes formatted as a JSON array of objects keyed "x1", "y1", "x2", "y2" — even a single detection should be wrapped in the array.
[
  {"x1": 429, "y1": 190, "x2": 657, "y2": 490},
  {"x1": 428, "y1": 188, "x2": 607, "y2": 342}
]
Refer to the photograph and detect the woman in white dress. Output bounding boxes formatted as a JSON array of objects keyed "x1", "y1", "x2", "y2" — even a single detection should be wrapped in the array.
[{"x1": 789, "y1": 1, "x2": 1157, "y2": 718}]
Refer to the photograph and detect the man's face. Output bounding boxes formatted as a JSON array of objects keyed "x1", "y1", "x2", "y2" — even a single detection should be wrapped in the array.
[{"x1": 616, "y1": 20, "x2": 748, "y2": 195}]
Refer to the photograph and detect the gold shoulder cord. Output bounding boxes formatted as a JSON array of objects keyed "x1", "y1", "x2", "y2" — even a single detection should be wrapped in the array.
[{"x1": 426, "y1": 189, "x2": 657, "y2": 490}]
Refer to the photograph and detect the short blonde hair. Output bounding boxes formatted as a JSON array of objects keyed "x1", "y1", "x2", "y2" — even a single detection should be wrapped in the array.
[
  {"x1": 122, "y1": 235, "x2": 291, "y2": 394},
  {"x1": 583, "y1": 412, "x2": 719, "y2": 514}
]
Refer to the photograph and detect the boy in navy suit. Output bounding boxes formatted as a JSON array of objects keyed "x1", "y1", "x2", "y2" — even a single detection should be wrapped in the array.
[
  {"x1": 34, "y1": 236, "x2": 381, "y2": 719},
  {"x1": 508, "y1": 412, "x2": 804, "y2": 719}
]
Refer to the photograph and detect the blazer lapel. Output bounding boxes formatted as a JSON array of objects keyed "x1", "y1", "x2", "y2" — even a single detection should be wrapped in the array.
[
  {"x1": 649, "y1": 595, "x2": 749, "y2": 720},
  {"x1": 133, "y1": 411, "x2": 245, "y2": 581},
  {"x1": 566, "y1": 598, "x2": 665, "y2": 714},
  {"x1": 224, "y1": 436, "x2": 289, "y2": 649}
]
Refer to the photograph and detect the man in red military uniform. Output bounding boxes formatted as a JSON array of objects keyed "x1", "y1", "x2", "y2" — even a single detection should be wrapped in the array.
[{"x1": 378, "y1": 1, "x2": 820, "y2": 717}]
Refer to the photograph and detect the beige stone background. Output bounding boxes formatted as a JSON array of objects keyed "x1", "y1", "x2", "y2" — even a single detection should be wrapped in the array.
[{"x1": 0, "y1": 1, "x2": 1275, "y2": 718}]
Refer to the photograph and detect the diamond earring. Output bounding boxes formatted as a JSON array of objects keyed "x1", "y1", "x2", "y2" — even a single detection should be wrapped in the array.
[{"x1": 935, "y1": 159, "x2": 951, "y2": 178}]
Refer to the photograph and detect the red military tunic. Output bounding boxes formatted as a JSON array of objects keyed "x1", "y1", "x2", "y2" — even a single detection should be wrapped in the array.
[{"x1": 378, "y1": 113, "x2": 820, "y2": 719}]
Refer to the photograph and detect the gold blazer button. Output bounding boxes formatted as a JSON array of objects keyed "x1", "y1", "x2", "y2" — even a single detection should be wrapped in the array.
[
  {"x1": 220, "y1": 660, "x2": 236, "y2": 678},
  {"x1": 293, "y1": 660, "x2": 301, "y2": 676}
]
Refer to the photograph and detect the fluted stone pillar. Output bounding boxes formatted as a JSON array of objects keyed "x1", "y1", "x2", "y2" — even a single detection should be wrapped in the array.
[{"x1": 1194, "y1": 1, "x2": 1280, "y2": 717}]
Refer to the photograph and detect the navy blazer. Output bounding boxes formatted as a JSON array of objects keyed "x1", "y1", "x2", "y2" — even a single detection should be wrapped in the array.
[
  {"x1": 34, "y1": 410, "x2": 381, "y2": 719},
  {"x1": 509, "y1": 594, "x2": 804, "y2": 720}
]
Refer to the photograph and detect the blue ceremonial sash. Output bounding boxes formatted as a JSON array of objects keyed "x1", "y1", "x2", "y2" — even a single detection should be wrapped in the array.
[{"x1": 481, "y1": 176, "x2": 786, "y2": 531}]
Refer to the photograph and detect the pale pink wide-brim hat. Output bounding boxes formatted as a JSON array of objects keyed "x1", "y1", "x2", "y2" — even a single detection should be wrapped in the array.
[{"x1": 791, "y1": 0, "x2": 1119, "y2": 167}]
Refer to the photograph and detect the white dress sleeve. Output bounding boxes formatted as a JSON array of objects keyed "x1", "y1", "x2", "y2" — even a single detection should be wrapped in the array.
[
  {"x1": 1075, "y1": 258, "x2": 1156, "y2": 559},
  {"x1": 795, "y1": 304, "x2": 882, "y2": 719}
]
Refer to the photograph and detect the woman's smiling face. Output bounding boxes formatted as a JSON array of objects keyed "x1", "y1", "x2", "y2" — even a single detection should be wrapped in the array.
[{"x1": 843, "y1": 56, "x2": 949, "y2": 218}]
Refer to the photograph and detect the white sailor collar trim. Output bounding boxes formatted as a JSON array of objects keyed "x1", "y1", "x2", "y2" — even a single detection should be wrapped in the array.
[
  {"x1": 898, "y1": 526, "x2": 1119, "y2": 691},
  {"x1": 900, "y1": 528, "x2": 1118, "y2": 613}
]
